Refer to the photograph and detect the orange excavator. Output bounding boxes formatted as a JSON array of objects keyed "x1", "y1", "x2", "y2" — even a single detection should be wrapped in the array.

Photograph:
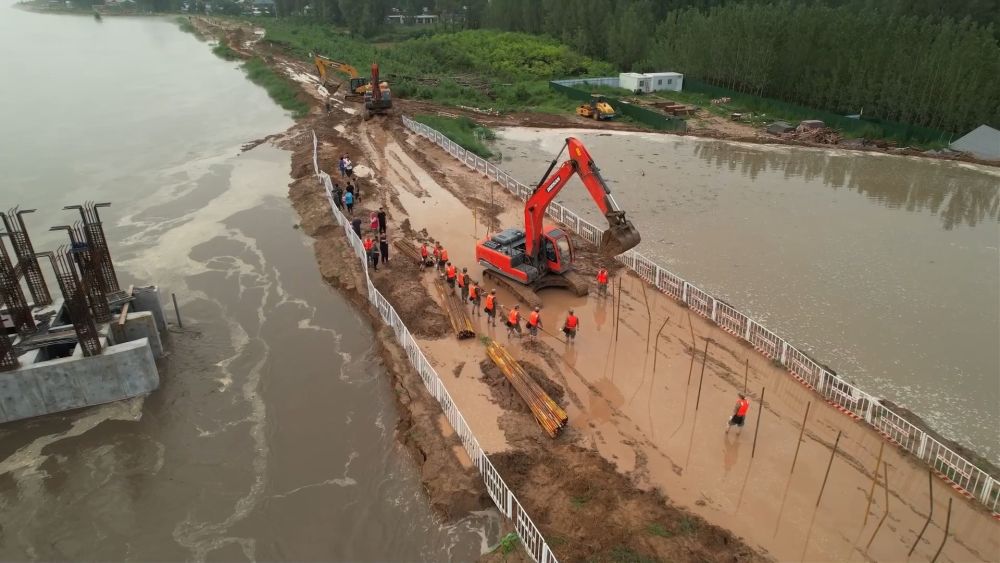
[{"x1": 475, "y1": 137, "x2": 641, "y2": 303}]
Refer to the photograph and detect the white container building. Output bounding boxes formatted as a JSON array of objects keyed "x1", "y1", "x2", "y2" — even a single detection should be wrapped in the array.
[{"x1": 618, "y1": 72, "x2": 684, "y2": 93}]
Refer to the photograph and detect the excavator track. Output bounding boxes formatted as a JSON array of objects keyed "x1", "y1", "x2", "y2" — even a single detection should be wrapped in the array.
[{"x1": 481, "y1": 268, "x2": 588, "y2": 309}]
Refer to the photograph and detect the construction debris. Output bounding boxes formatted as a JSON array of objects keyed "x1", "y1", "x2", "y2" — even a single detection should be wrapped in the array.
[
  {"x1": 485, "y1": 341, "x2": 568, "y2": 438},
  {"x1": 651, "y1": 100, "x2": 696, "y2": 116},
  {"x1": 394, "y1": 239, "x2": 424, "y2": 264},
  {"x1": 436, "y1": 280, "x2": 475, "y2": 339}
]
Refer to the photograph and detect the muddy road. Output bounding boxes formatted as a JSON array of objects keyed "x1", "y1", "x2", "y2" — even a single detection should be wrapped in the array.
[{"x1": 189, "y1": 15, "x2": 998, "y2": 562}]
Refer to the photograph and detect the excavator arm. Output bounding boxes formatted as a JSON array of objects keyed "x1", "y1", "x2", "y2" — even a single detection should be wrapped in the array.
[{"x1": 524, "y1": 137, "x2": 641, "y2": 260}]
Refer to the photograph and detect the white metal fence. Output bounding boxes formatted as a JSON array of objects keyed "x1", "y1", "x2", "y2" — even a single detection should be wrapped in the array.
[
  {"x1": 311, "y1": 132, "x2": 560, "y2": 563},
  {"x1": 400, "y1": 116, "x2": 1000, "y2": 514}
]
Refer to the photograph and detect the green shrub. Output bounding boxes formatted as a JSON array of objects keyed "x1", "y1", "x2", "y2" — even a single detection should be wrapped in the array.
[
  {"x1": 212, "y1": 42, "x2": 239, "y2": 60},
  {"x1": 413, "y1": 114, "x2": 495, "y2": 158},
  {"x1": 242, "y1": 58, "x2": 309, "y2": 119}
]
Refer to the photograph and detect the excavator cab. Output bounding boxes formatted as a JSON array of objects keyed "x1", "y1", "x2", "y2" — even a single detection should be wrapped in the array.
[{"x1": 541, "y1": 227, "x2": 574, "y2": 274}]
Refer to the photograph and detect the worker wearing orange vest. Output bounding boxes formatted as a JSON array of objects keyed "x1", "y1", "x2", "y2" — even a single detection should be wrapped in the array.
[
  {"x1": 726, "y1": 393, "x2": 751, "y2": 434},
  {"x1": 562, "y1": 309, "x2": 579, "y2": 342},
  {"x1": 484, "y1": 290, "x2": 497, "y2": 326},
  {"x1": 527, "y1": 306, "x2": 542, "y2": 340},
  {"x1": 506, "y1": 304, "x2": 522, "y2": 338},
  {"x1": 468, "y1": 281, "x2": 481, "y2": 315},
  {"x1": 437, "y1": 247, "x2": 449, "y2": 272},
  {"x1": 420, "y1": 242, "x2": 430, "y2": 267},
  {"x1": 445, "y1": 262, "x2": 457, "y2": 288},
  {"x1": 596, "y1": 268, "x2": 609, "y2": 297},
  {"x1": 458, "y1": 267, "x2": 470, "y2": 300}
]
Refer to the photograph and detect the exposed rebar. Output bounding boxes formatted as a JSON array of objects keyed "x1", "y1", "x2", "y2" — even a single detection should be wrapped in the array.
[
  {"x1": 0, "y1": 234, "x2": 36, "y2": 336},
  {"x1": 1, "y1": 207, "x2": 51, "y2": 307}
]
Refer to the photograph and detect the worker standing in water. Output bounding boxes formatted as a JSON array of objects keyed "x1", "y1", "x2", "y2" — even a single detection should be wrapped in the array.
[
  {"x1": 596, "y1": 268, "x2": 609, "y2": 297},
  {"x1": 527, "y1": 306, "x2": 542, "y2": 340},
  {"x1": 726, "y1": 393, "x2": 751, "y2": 434},
  {"x1": 562, "y1": 309, "x2": 579, "y2": 343},
  {"x1": 459, "y1": 268, "x2": 470, "y2": 301},
  {"x1": 438, "y1": 246, "x2": 449, "y2": 272},
  {"x1": 484, "y1": 290, "x2": 498, "y2": 326},
  {"x1": 506, "y1": 304, "x2": 522, "y2": 338}
]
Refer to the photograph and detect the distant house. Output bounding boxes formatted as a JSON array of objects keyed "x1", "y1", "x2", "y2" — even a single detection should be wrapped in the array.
[
  {"x1": 252, "y1": 0, "x2": 274, "y2": 14},
  {"x1": 386, "y1": 14, "x2": 407, "y2": 24},
  {"x1": 414, "y1": 14, "x2": 438, "y2": 24},
  {"x1": 950, "y1": 125, "x2": 1000, "y2": 160}
]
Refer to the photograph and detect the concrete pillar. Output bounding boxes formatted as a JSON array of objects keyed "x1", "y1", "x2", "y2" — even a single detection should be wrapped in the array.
[
  {"x1": 132, "y1": 286, "x2": 167, "y2": 333},
  {"x1": 121, "y1": 312, "x2": 163, "y2": 358}
]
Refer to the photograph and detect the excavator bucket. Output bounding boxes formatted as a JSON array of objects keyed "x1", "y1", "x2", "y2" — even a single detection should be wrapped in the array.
[{"x1": 600, "y1": 215, "x2": 642, "y2": 257}]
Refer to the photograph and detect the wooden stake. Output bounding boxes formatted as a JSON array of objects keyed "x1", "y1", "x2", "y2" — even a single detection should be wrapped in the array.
[
  {"x1": 816, "y1": 430, "x2": 842, "y2": 507},
  {"x1": 789, "y1": 402, "x2": 812, "y2": 475},
  {"x1": 930, "y1": 498, "x2": 952, "y2": 563},
  {"x1": 863, "y1": 441, "x2": 886, "y2": 526},
  {"x1": 614, "y1": 278, "x2": 622, "y2": 342},
  {"x1": 743, "y1": 357, "x2": 749, "y2": 394},
  {"x1": 751, "y1": 387, "x2": 765, "y2": 457},
  {"x1": 171, "y1": 292, "x2": 183, "y2": 328},
  {"x1": 865, "y1": 462, "x2": 890, "y2": 550},
  {"x1": 695, "y1": 339, "x2": 711, "y2": 410},
  {"x1": 908, "y1": 469, "x2": 935, "y2": 557}
]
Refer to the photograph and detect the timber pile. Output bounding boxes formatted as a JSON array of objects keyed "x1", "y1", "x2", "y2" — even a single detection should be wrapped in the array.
[
  {"x1": 394, "y1": 239, "x2": 425, "y2": 265},
  {"x1": 486, "y1": 341, "x2": 568, "y2": 438},
  {"x1": 436, "y1": 281, "x2": 475, "y2": 339},
  {"x1": 783, "y1": 127, "x2": 843, "y2": 144}
]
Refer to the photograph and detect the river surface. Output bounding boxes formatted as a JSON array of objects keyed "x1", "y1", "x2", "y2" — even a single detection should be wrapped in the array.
[
  {"x1": 0, "y1": 6, "x2": 493, "y2": 560},
  {"x1": 492, "y1": 128, "x2": 1000, "y2": 463}
]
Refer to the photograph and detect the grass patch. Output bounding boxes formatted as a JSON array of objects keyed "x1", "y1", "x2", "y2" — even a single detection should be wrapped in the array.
[
  {"x1": 594, "y1": 546, "x2": 659, "y2": 563},
  {"x1": 412, "y1": 115, "x2": 495, "y2": 159},
  {"x1": 212, "y1": 42, "x2": 239, "y2": 61},
  {"x1": 242, "y1": 57, "x2": 309, "y2": 119},
  {"x1": 491, "y1": 532, "x2": 520, "y2": 560},
  {"x1": 645, "y1": 523, "x2": 673, "y2": 537},
  {"x1": 175, "y1": 16, "x2": 196, "y2": 34},
  {"x1": 677, "y1": 516, "x2": 700, "y2": 535}
]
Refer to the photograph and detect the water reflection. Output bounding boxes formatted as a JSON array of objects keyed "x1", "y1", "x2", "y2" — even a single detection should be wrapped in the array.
[{"x1": 692, "y1": 142, "x2": 1000, "y2": 229}]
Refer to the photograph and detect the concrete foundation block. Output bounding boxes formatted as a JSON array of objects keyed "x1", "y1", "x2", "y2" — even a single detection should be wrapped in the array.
[
  {"x1": 132, "y1": 286, "x2": 167, "y2": 333},
  {"x1": 0, "y1": 339, "x2": 158, "y2": 424}
]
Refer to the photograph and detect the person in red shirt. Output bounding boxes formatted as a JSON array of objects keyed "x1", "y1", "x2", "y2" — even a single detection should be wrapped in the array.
[
  {"x1": 596, "y1": 268, "x2": 609, "y2": 297},
  {"x1": 484, "y1": 290, "x2": 497, "y2": 326},
  {"x1": 506, "y1": 304, "x2": 521, "y2": 338},
  {"x1": 445, "y1": 262, "x2": 457, "y2": 289},
  {"x1": 562, "y1": 309, "x2": 579, "y2": 342},
  {"x1": 726, "y1": 393, "x2": 751, "y2": 434},
  {"x1": 527, "y1": 306, "x2": 542, "y2": 340},
  {"x1": 438, "y1": 247, "x2": 449, "y2": 272}
]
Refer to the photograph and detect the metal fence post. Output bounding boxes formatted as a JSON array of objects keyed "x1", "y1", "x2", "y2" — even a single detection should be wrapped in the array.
[
  {"x1": 744, "y1": 319, "x2": 753, "y2": 341},
  {"x1": 710, "y1": 299, "x2": 718, "y2": 322},
  {"x1": 780, "y1": 341, "x2": 788, "y2": 366},
  {"x1": 681, "y1": 282, "x2": 688, "y2": 304}
]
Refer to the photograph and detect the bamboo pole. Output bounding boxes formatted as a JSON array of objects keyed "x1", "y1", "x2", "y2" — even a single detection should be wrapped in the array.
[
  {"x1": 743, "y1": 357, "x2": 749, "y2": 394},
  {"x1": 486, "y1": 341, "x2": 567, "y2": 437},
  {"x1": 789, "y1": 402, "x2": 812, "y2": 475},
  {"x1": 686, "y1": 310, "x2": 697, "y2": 385},
  {"x1": 865, "y1": 461, "x2": 891, "y2": 550},
  {"x1": 695, "y1": 338, "x2": 711, "y2": 410},
  {"x1": 816, "y1": 430, "x2": 842, "y2": 507},
  {"x1": 652, "y1": 317, "x2": 669, "y2": 372},
  {"x1": 751, "y1": 387, "x2": 765, "y2": 457},
  {"x1": 909, "y1": 469, "x2": 935, "y2": 557},
  {"x1": 863, "y1": 441, "x2": 886, "y2": 526},
  {"x1": 930, "y1": 498, "x2": 953, "y2": 563}
]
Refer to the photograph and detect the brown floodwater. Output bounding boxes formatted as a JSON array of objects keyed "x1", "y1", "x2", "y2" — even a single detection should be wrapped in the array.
[
  {"x1": 492, "y1": 128, "x2": 1000, "y2": 464},
  {"x1": 0, "y1": 6, "x2": 494, "y2": 560}
]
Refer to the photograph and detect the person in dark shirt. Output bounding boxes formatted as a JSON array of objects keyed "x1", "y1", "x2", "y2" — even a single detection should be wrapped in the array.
[
  {"x1": 379, "y1": 235, "x2": 389, "y2": 264},
  {"x1": 351, "y1": 217, "x2": 362, "y2": 238},
  {"x1": 377, "y1": 207, "x2": 387, "y2": 234}
]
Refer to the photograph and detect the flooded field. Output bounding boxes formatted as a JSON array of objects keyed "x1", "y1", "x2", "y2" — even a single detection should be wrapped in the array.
[
  {"x1": 0, "y1": 6, "x2": 492, "y2": 559},
  {"x1": 492, "y1": 128, "x2": 1000, "y2": 463}
]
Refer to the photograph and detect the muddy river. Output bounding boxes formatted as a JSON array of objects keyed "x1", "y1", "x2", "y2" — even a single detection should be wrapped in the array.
[
  {"x1": 0, "y1": 6, "x2": 493, "y2": 559},
  {"x1": 492, "y1": 128, "x2": 1000, "y2": 463}
]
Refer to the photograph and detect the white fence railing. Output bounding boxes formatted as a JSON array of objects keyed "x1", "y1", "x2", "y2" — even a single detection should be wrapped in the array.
[
  {"x1": 400, "y1": 116, "x2": 1000, "y2": 515},
  {"x1": 310, "y1": 132, "x2": 559, "y2": 563}
]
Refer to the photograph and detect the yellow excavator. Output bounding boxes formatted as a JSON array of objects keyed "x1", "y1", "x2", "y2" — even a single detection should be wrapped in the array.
[
  {"x1": 313, "y1": 54, "x2": 368, "y2": 102},
  {"x1": 576, "y1": 94, "x2": 616, "y2": 120}
]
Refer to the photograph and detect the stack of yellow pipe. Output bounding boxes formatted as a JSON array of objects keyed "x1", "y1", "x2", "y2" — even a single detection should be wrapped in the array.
[{"x1": 486, "y1": 341, "x2": 568, "y2": 438}]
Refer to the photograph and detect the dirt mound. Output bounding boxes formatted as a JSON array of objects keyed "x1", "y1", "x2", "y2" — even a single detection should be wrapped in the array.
[{"x1": 491, "y1": 446, "x2": 764, "y2": 563}]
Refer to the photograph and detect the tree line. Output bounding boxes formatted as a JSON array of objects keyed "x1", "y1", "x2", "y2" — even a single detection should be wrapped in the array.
[{"x1": 482, "y1": 0, "x2": 999, "y2": 133}]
